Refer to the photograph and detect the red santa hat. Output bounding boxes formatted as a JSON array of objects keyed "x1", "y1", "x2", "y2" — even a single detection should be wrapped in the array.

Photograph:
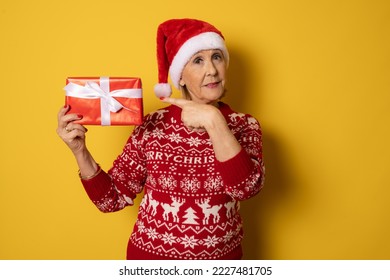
[{"x1": 154, "y1": 18, "x2": 229, "y2": 98}]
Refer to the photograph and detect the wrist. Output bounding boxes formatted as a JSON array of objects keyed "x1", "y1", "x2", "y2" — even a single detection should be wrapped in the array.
[
  {"x1": 78, "y1": 164, "x2": 102, "y2": 180},
  {"x1": 73, "y1": 148, "x2": 100, "y2": 179},
  {"x1": 73, "y1": 146, "x2": 91, "y2": 162},
  {"x1": 203, "y1": 107, "x2": 225, "y2": 131}
]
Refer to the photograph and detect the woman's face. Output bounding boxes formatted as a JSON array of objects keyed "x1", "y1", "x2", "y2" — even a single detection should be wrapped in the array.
[{"x1": 179, "y1": 49, "x2": 227, "y2": 105}]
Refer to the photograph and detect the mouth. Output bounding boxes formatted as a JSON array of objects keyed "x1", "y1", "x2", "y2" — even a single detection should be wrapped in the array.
[{"x1": 204, "y1": 81, "x2": 221, "y2": 88}]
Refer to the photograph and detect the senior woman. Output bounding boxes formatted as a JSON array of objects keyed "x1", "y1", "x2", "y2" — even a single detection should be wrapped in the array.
[{"x1": 57, "y1": 18, "x2": 264, "y2": 260}]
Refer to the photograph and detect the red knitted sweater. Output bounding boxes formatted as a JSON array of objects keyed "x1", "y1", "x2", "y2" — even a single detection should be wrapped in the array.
[{"x1": 81, "y1": 102, "x2": 265, "y2": 259}]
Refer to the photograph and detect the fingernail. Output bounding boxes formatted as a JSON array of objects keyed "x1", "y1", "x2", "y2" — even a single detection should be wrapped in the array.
[
  {"x1": 77, "y1": 114, "x2": 83, "y2": 119},
  {"x1": 159, "y1": 97, "x2": 165, "y2": 100},
  {"x1": 63, "y1": 104, "x2": 68, "y2": 108}
]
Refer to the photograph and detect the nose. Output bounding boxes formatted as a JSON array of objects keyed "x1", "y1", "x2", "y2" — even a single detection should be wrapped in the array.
[{"x1": 206, "y1": 61, "x2": 217, "y2": 76}]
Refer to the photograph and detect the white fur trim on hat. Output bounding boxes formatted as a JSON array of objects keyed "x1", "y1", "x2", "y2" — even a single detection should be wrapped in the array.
[
  {"x1": 154, "y1": 83, "x2": 172, "y2": 98},
  {"x1": 169, "y1": 32, "x2": 229, "y2": 89}
]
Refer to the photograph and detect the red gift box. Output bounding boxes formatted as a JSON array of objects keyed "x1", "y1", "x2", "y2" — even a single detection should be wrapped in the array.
[{"x1": 64, "y1": 77, "x2": 143, "y2": 126}]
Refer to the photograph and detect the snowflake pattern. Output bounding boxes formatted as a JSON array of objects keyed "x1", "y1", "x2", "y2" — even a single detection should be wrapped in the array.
[
  {"x1": 168, "y1": 132, "x2": 184, "y2": 144},
  {"x1": 180, "y1": 177, "x2": 201, "y2": 193},
  {"x1": 128, "y1": 180, "x2": 143, "y2": 194},
  {"x1": 180, "y1": 235, "x2": 199, "y2": 249},
  {"x1": 245, "y1": 146, "x2": 258, "y2": 157},
  {"x1": 245, "y1": 172, "x2": 262, "y2": 194},
  {"x1": 115, "y1": 171, "x2": 127, "y2": 182},
  {"x1": 222, "y1": 230, "x2": 235, "y2": 244},
  {"x1": 151, "y1": 128, "x2": 165, "y2": 139},
  {"x1": 161, "y1": 232, "x2": 177, "y2": 245},
  {"x1": 137, "y1": 221, "x2": 146, "y2": 234},
  {"x1": 228, "y1": 188, "x2": 245, "y2": 200},
  {"x1": 186, "y1": 136, "x2": 202, "y2": 147},
  {"x1": 203, "y1": 235, "x2": 220, "y2": 248},
  {"x1": 158, "y1": 175, "x2": 177, "y2": 190},
  {"x1": 204, "y1": 175, "x2": 223, "y2": 192},
  {"x1": 204, "y1": 139, "x2": 212, "y2": 146},
  {"x1": 142, "y1": 130, "x2": 152, "y2": 141},
  {"x1": 146, "y1": 175, "x2": 157, "y2": 187},
  {"x1": 146, "y1": 228, "x2": 158, "y2": 240},
  {"x1": 96, "y1": 197, "x2": 117, "y2": 212}
]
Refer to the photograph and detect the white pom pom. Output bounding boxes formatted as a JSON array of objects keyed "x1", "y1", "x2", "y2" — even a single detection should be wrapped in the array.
[{"x1": 154, "y1": 83, "x2": 172, "y2": 98}]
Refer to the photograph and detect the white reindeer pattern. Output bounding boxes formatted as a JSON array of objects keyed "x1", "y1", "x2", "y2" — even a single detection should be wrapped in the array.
[
  {"x1": 229, "y1": 112, "x2": 245, "y2": 122},
  {"x1": 224, "y1": 200, "x2": 236, "y2": 219},
  {"x1": 153, "y1": 109, "x2": 169, "y2": 120},
  {"x1": 196, "y1": 198, "x2": 223, "y2": 224},
  {"x1": 161, "y1": 196, "x2": 186, "y2": 222},
  {"x1": 145, "y1": 191, "x2": 159, "y2": 216}
]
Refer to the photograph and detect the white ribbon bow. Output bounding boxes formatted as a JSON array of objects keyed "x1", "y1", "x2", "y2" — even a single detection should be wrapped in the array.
[{"x1": 64, "y1": 77, "x2": 142, "y2": 125}]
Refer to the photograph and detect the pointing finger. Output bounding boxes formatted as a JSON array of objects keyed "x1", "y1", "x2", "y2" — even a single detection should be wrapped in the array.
[{"x1": 161, "y1": 97, "x2": 191, "y2": 108}]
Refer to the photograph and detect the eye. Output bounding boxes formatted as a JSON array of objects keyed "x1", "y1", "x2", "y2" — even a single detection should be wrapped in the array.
[
  {"x1": 212, "y1": 52, "x2": 223, "y2": 60},
  {"x1": 193, "y1": 56, "x2": 203, "y2": 64}
]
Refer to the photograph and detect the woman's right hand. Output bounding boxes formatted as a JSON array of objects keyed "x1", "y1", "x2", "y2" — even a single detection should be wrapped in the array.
[{"x1": 56, "y1": 105, "x2": 88, "y2": 155}]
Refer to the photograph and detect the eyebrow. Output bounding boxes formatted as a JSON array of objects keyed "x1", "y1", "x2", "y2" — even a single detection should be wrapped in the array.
[{"x1": 193, "y1": 49, "x2": 222, "y2": 57}]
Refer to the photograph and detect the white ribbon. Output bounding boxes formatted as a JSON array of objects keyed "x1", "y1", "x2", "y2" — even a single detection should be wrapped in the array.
[{"x1": 64, "y1": 77, "x2": 142, "y2": 126}]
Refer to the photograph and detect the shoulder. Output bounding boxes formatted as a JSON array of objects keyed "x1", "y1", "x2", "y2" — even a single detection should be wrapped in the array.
[
  {"x1": 146, "y1": 106, "x2": 172, "y2": 121},
  {"x1": 219, "y1": 102, "x2": 261, "y2": 129},
  {"x1": 137, "y1": 105, "x2": 176, "y2": 126},
  {"x1": 132, "y1": 105, "x2": 179, "y2": 135}
]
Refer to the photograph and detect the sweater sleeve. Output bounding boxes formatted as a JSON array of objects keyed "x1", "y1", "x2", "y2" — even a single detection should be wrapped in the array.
[
  {"x1": 81, "y1": 169, "x2": 135, "y2": 213},
  {"x1": 80, "y1": 125, "x2": 147, "y2": 212},
  {"x1": 215, "y1": 115, "x2": 265, "y2": 201}
]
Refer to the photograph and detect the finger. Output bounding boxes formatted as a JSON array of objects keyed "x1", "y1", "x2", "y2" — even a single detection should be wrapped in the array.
[
  {"x1": 66, "y1": 123, "x2": 88, "y2": 134},
  {"x1": 61, "y1": 128, "x2": 86, "y2": 146},
  {"x1": 161, "y1": 97, "x2": 191, "y2": 108},
  {"x1": 59, "y1": 113, "x2": 83, "y2": 129},
  {"x1": 57, "y1": 105, "x2": 70, "y2": 120},
  {"x1": 66, "y1": 128, "x2": 86, "y2": 140},
  {"x1": 57, "y1": 105, "x2": 76, "y2": 127}
]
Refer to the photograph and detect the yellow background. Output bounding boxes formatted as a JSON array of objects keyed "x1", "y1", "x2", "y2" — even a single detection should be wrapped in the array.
[{"x1": 1, "y1": 0, "x2": 389, "y2": 259}]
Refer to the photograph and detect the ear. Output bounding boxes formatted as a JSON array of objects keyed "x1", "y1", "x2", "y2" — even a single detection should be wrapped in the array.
[{"x1": 179, "y1": 78, "x2": 185, "y2": 87}]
